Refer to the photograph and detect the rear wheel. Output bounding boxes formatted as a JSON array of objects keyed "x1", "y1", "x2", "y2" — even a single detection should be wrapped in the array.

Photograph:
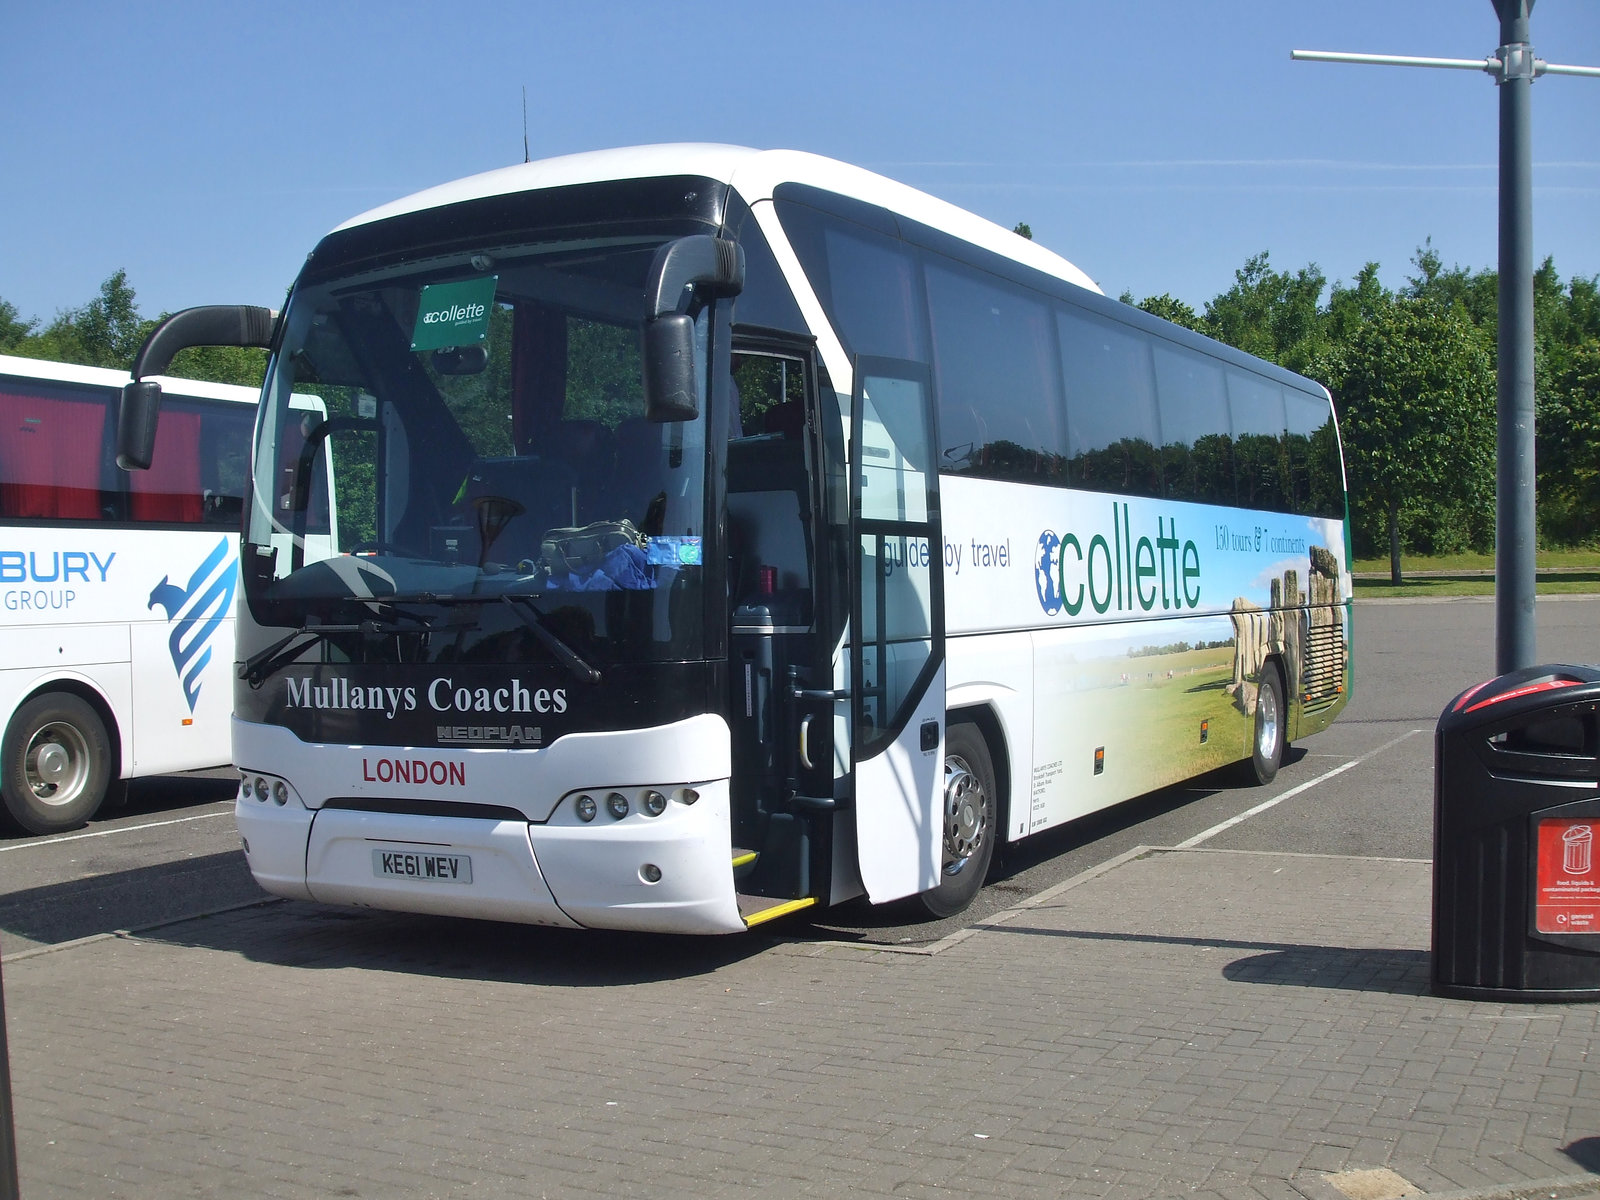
[
  {"x1": 1246, "y1": 663, "x2": 1286, "y2": 785},
  {"x1": 2, "y1": 693, "x2": 113, "y2": 834},
  {"x1": 917, "y1": 722, "x2": 997, "y2": 919}
]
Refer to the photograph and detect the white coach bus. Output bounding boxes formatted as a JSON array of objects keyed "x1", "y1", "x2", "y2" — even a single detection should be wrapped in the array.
[
  {"x1": 119, "y1": 145, "x2": 1351, "y2": 931},
  {"x1": 0, "y1": 354, "x2": 334, "y2": 833}
]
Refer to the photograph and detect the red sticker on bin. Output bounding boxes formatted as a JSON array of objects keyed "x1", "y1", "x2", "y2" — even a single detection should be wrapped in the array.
[{"x1": 1535, "y1": 819, "x2": 1600, "y2": 934}]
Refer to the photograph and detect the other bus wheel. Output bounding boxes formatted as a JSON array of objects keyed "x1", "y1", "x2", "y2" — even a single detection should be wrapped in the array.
[
  {"x1": 1, "y1": 693, "x2": 112, "y2": 835},
  {"x1": 1246, "y1": 663, "x2": 1286, "y2": 786},
  {"x1": 917, "y1": 723, "x2": 997, "y2": 919}
]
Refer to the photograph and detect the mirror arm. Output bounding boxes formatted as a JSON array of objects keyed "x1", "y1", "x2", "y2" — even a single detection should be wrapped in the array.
[
  {"x1": 130, "y1": 305, "x2": 278, "y2": 379},
  {"x1": 644, "y1": 236, "x2": 745, "y2": 319}
]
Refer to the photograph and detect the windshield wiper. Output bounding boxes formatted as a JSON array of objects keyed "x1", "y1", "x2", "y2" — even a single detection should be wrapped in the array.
[
  {"x1": 501, "y1": 594, "x2": 602, "y2": 684},
  {"x1": 239, "y1": 606, "x2": 441, "y2": 687}
]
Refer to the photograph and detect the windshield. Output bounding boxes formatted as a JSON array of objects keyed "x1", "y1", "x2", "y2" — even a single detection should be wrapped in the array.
[{"x1": 248, "y1": 231, "x2": 711, "y2": 666}]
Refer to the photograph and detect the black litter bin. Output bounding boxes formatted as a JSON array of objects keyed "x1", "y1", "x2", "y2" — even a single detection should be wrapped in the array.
[{"x1": 1433, "y1": 664, "x2": 1600, "y2": 1000}]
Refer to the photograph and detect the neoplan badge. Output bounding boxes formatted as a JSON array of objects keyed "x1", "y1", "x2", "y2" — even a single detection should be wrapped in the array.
[{"x1": 411, "y1": 276, "x2": 498, "y2": 352}]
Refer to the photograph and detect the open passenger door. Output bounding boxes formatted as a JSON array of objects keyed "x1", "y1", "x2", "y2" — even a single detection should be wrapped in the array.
[{"x1": 848, "y1": 358, "x2": 946, "y2": 902}]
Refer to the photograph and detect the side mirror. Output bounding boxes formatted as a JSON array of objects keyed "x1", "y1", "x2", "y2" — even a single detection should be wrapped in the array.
[
  {"x1": 117, "y1": 380, "x2": 163, "y2": 471},
  {"x1": 639, "y1": 236, "x2": 745, "y2": 424},
  {"x1": 642, "y1": 314, "x2": 700, "y2": 422},
  {"x1": 118, "y1": 304, "x2": 277, "y2": 472}
]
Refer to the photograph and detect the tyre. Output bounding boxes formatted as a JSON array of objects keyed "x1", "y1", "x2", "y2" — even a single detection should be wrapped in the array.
[
  {"x1": 2, "y1": 693, "x2": 113, "y2": 834},
  {"x1": 917, "y1": 722, "x2": 997, "y2": 919},
  {"x1": 1245, "y1": 662, "x2": 1286, "y2": 785}
]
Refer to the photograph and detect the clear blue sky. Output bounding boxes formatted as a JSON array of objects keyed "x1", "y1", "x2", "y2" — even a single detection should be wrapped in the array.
[{"x1": 3, "y1": 1, "x2": 1596, "y2": 326}]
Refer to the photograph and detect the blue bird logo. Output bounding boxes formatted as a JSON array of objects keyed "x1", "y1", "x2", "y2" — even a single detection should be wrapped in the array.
[{"x1": 148, "y1": 537, "x2": 238, "y2": 712}]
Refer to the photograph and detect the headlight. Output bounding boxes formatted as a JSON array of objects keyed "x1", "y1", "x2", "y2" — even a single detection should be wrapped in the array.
[
  {"x1": 606, "y1": 792, "x2": 629, "y2": 820},
  {"x1": 642, "y1": 790, "x2": 667, "y2": 817},
  {"x1": 575, "y1": 794, "x2": 597, "y2": 822}
]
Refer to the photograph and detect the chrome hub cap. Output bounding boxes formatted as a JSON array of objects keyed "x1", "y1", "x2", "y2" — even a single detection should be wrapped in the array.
[
  {"x1": 1257, "y1": 682, "x2": 1279, "y2": 759},
  {"x1": 27, "y1": 724, "x2": 90, "y2": 808},
  {"x1": 942, "y1": 754, "x2": 987, "y2": 876}
]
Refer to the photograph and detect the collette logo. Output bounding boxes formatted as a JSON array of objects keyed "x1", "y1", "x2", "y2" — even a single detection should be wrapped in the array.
[
  {"x1": 418, "y1": 300, "x2": 487, "y2": 326},
  {"x1": 1035, "y1": 502, "x2": 1202, "y2": 618}
]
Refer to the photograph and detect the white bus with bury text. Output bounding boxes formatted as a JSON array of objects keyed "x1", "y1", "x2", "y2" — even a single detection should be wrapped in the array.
[{"x1": 1, "y1": 354, "x2": 334, "y2": 833}]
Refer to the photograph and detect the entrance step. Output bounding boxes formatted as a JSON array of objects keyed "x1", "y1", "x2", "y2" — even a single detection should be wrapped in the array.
[{"x1": 737, "y1": 893, "x2": 817, "y2": 928}]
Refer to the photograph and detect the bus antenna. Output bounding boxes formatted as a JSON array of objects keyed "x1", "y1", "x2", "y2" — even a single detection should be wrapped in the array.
[{"x1": 522, "y1": 87, "x2": 530, "y2": 163}]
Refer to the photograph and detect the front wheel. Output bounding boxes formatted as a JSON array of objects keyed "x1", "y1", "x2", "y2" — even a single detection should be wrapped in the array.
[
  {"x1": 1246, "y1": 663, "x2": 1286, "y2": 785},
  {"x1": 917, "y1": 723, "x2": 997, "y2": 919},
  {"x1": 2, "y1": 693, "x2": 114, "y2": 834}
]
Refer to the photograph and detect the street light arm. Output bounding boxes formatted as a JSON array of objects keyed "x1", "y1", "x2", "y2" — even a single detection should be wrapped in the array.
[
  {"x1": 1540, "y1": 62, "x2": 1600, "y2": 79},
  {"x1": 1293, "y1": 48, "x2": 1600, "y2": 82},
  {"x1": 1291, "y1": 49, "x2": 1499, "y2": 73}
]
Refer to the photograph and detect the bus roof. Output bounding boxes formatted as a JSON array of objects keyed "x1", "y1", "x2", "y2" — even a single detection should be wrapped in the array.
[
  {"x1": 332, "y1": 144, "x2": 1103, "y2": 297},
  {"x1": 0, "y1": 353, "x2": 263, "y2": 406}
]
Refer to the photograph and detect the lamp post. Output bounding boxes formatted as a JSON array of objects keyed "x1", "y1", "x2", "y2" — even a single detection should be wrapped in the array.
[{"x1": 1293, "y1": 1, "x2": 1599, "y2": 675}]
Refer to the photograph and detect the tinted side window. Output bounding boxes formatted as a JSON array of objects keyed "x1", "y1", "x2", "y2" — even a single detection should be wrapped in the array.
[
  {"x1": 925, "y1": 260, "x2": 1065, "y2": 482},
  {"x1": 0, "y1": 378, "x2": 113, "y2": 520},
  {"x1": 1227, "y1": 369, "x2": 1289, "y2": 513},
  {"x1": 775, "y1": 201, "x2": 926, "y2": 363},
  {"x1": 1152, "y1": 342, "x2": 1233, "y2": 504},
  {"x1": 725, "y1": 197, "x2": 807, "y2": 335},
  {"x1": 128, "y1": 395, "x2": 256, "y2": 526},
  {"x1": 1285, "y1": 387, "x2": 1342, "y2": 518},
  {"x1": 1057, "y1": 308, "x2": 1161, "y2": 497}
]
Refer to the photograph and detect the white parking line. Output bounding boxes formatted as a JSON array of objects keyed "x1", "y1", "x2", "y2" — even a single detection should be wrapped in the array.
[
  {"x1": 0, "y1": 807, "x2": 234, "y2": 853},
  {"x1": 1175, "y1": 728, "x2": 1428, "y2": 849}
]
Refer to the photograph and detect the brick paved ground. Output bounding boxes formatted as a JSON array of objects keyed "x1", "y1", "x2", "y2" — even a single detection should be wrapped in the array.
[{"x1": 5, "y1": 847, "x2": 1600, "y2": 1199}]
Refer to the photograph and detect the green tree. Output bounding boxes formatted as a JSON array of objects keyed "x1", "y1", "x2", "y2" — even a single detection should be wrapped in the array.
[
  {"x1": 0, "y1": 298, "x2": 35, "y2": 352},
  {"x1": 1403, "y1": 238, "x2": 1497, "y2": 330},
  {"x1": 1316, "y1": 297, "x2": 1495, "y2": 583},
  {"x1": 1324, "y1": 262, "x2": 1391, "y2": 348},
  {"x1": 1125, "y1": 292, "x2": 1205, "y2": 333},
  {"x1": 1537, "y1": 338, "x2": 1600, "y2": 546},
  {"x1": 1012, "y1": 222, "x2": 1033, "y2": 240},
  {"x1": 47, "y1": 269, "x2": 151, "y2": 368},
  {"x1": 1201, "y1": 251, "x2": 1328, "y2": 374},
  {"x1": 166, "y1": 345, "x2": 268, "y2": 388}
]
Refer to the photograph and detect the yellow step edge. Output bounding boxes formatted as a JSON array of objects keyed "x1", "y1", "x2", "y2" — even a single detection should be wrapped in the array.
[
  {"x1": 731, "y1": 851, "x2": 758, "y2": 869},
  {"x1": 742, "y1": 896, "x2": 817, "y2": 927}
]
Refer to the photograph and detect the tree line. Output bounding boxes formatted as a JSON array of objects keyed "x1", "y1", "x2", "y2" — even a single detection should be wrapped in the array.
[
  {"x1": 0, "y1": 270, "x2": 269, "y2": 390},
  {"x1": 4, "y1": 246, "x2": 1598, "y2": 582},
  {"x1": 1123, "y1": 242, "x2": 1600, "y2": 582}
]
